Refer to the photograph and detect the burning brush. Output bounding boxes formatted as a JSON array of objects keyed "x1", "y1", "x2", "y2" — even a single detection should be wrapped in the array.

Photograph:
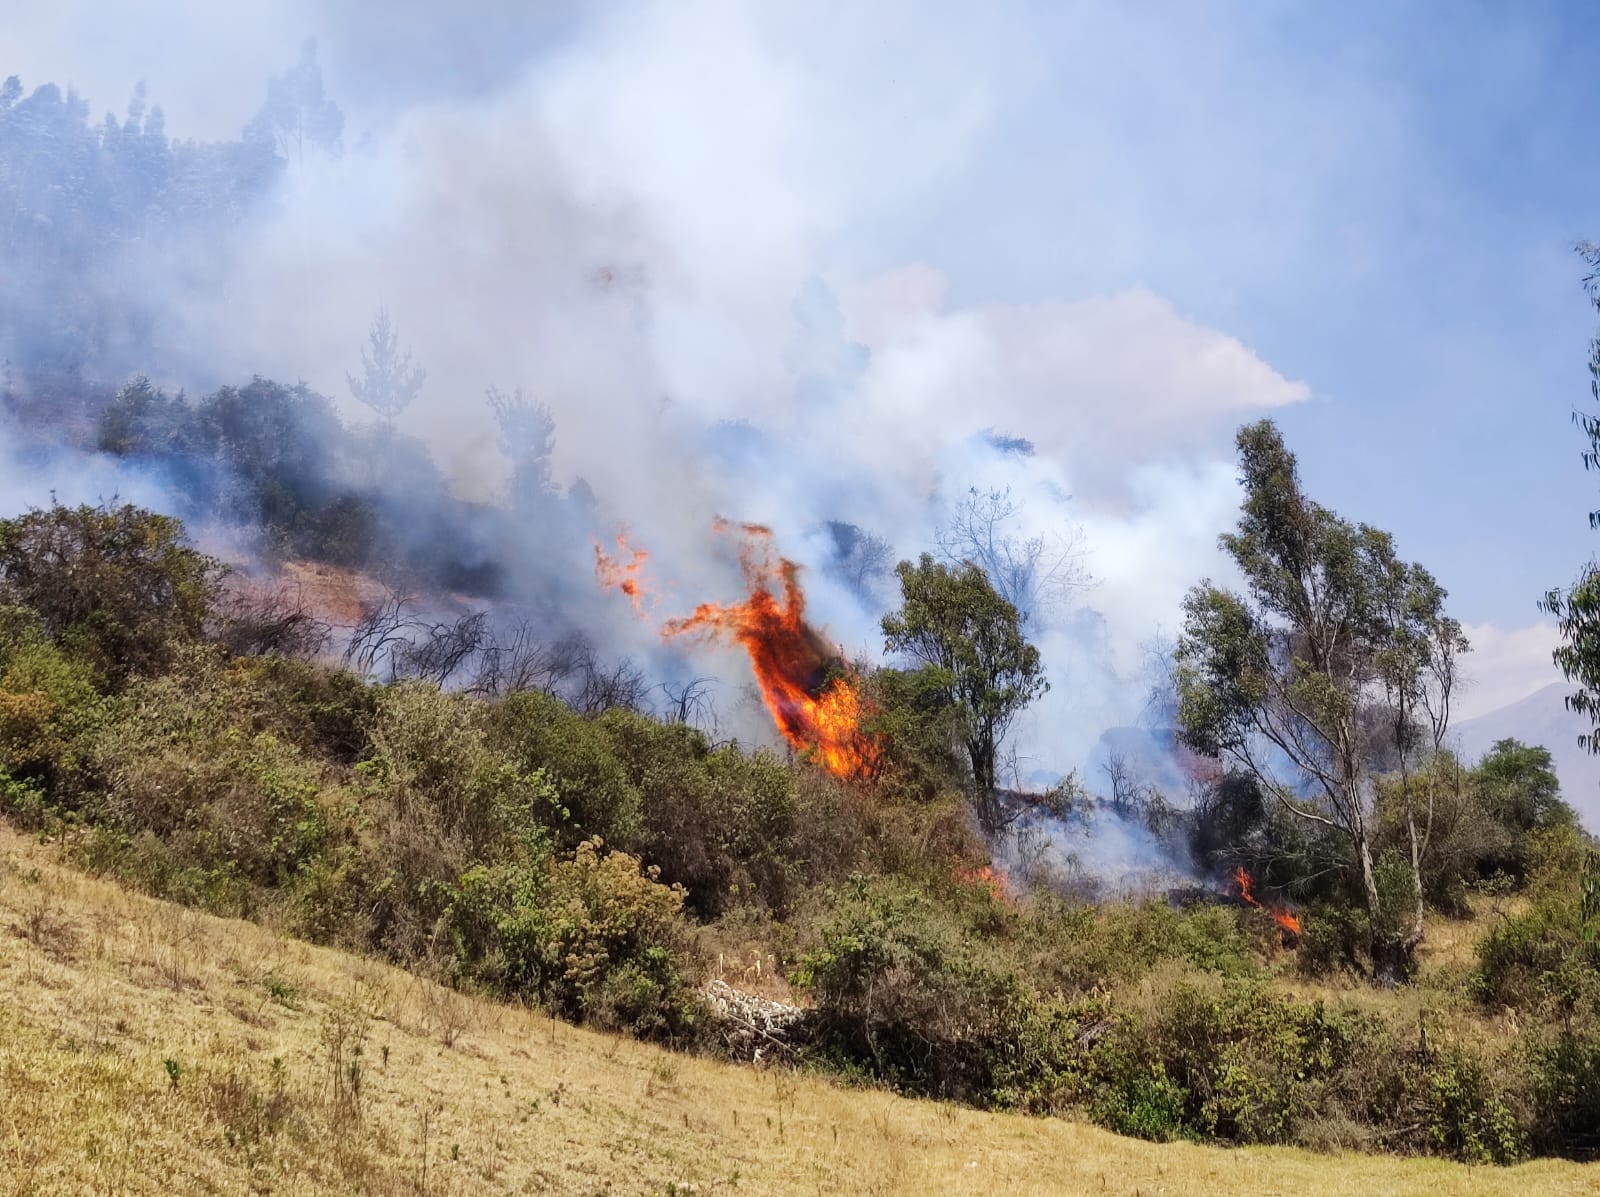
[
  {"x1": 1232, "y1": 866, "x2": 1302, "y2": 945},
  {"x1": 596, "y1": 520, "x2": 880, "y2": 779}
]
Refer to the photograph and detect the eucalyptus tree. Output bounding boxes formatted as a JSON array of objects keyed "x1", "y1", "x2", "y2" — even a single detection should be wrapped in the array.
[
  {"x1": 882, "y1": 553, "x2": 1047, "y2": 834},
  {"x1": 1176, "y1": 420, "x2": 1467, "y2": 982},
  {"x1": 1542, "y1": 243, "x2": 1600, "y2": 757}
]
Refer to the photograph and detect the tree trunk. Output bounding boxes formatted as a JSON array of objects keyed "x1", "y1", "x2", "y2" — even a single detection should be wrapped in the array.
[{"x1": 1356, "y1": 831, "x2": 1416, "y2": 986}]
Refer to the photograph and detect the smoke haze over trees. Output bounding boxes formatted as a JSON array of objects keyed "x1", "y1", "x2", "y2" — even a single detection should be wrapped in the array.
[{"x1": 1, "y1": 3, "x2": 1596, "y2": 835}]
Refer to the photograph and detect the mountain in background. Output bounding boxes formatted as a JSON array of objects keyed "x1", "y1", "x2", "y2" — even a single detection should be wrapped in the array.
[{"x1": 1453, "y1": 682, "x2": 1600, "y2": 828}]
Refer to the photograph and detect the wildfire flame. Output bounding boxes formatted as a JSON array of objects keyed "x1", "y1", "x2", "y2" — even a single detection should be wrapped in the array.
[
  {"x1": 597, "y1": 520, "x2": 879, "y2": 779},
  {"x1": 1232, "y1": 866, "x2": 1302, "y2": 939},
  {"x1": 593, "y1": 532, "x2": 653, "y2": 616},
  {"x1": 958, "y1": 864, "x2": 1011, "y2": 904}
]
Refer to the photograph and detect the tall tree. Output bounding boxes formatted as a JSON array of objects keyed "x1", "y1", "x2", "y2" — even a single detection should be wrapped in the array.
[
  {"x1": 1175, "y1": 420, "x2": 1467, "y2": 982},
  {"x1": 245, "y1": 38, "x2": 344, "y2": 162},
  {"x1": 487, "y1": 385, "x2": 556, "y2": 511},
  {"x1": 1541, "y1": 242, "x2": 1600, "y2": 759},
  {"x1": 348, "y1": 308, "x2": 426, "y2": 435},
  {"x1": 881, "y1": 553, "x2": 1047, "y2": 833},
  {"x1": 936, "y1": 485, "x2": 1090, "y2": 626}
]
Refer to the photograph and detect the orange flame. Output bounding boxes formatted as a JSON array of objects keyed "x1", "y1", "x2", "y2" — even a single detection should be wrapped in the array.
[
  {"x1": 599, "y1": 520, "x2": 879, "y2": 779},
  {"x1": 1233, "y1": 866, "x2": 1302, "y2": 939},
  {"x1": 594, "y1": 531, "x2": 653, "y2": 616},
  {"x1": 958, "y1": 864, "x2": 1012, "y2": 904}
]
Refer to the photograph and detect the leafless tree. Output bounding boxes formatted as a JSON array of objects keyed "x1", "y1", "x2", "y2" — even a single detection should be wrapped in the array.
[
  {"x1": 936, "y1": 486, "x2": 1091, "y2": 624},
  {"x1": 572, "y1": 645, "x2": 651, "y2": 715},
  {"x1": 1100, "y1": 751, "x2": 1173, "y2": 835},
  {"x1": 210, "y1": 579, "x2": 331, "y2": 660},
  {"x1": 470, "y1": 622, "x2": 589, "y2": 698},
  {"x1": 824, "y1": 520, "x2": 894, "y2": 601},
  {"x1": 394, "y1": 611, "x2": 490, "y2": 686},
  {"x1": 342, "y1": 587, "x2": 415, "y2": 679},
  {"x1": 660, "y1": 676, "x2": 719, "y2": 733}
]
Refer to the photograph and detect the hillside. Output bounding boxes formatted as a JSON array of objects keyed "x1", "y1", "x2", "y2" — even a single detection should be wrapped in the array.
[
  {"x1": 2, "y1": 826, "x2": 1595, "y2": 1197},
  {"x1": 1453, "y1": 683, "x2": 1600, "y2": 826}
]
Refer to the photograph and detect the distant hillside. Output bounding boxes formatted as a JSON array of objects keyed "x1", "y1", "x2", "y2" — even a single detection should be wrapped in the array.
[{"x1": 1454, "y1": 682, "x2": 1600, "y2": 828}]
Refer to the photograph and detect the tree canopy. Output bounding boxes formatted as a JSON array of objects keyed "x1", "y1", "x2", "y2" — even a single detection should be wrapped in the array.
[
  {"x1": 881, "y1": 552, "x2": 1047, "y2": 832},
  {"x1": 1177, "y1": 419, "x2": 1467, "y2": 981}
]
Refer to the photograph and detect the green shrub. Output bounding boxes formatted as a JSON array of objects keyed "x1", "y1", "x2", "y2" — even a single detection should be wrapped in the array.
[
  {"x1": 1136, "y1": 981, "x2": 1381, "y2": 1146},
  {"x1": 0, "y1": 608, "x2": 104, "y2": 799},
  {"x1": 79, "y1": 655, "x2": 332, "y2": 913},
  {"x1": 523, "y1": 839, "x2": 700, "y2": 1037},
  {"x1": 352, "y1": 684, "x2": 558, "y2": 959},
  {"x1": 1524, "y1": 1028, "x2": 1600, "y2": 1158},
  {"x1": 1091, "y1": 1064, "x2": 1191, "y2": 1142},
  {"x1": 1297, "y1": 902, "x2": 1371, "y2": 977},
  {"x1": 1019, "y1": 897, "x2": 1257, "y2": 994},
  {"x1": 222, "y1": 655, "x2": 377, "y2": 763},
  {"x1": 0, "y1": 503, "x2": 222, "y2": 682},
  {"x1": 483, "y1": 690, "x2": 641, "y2": 849},
  {"x1": 1420, "y1": 1045, "x2": 1525, "y2": 1165},
  {"x1": 1476, "y1": 893, "x2": 1585, "y2": 1010},
  {"x1": 794, "y1": 876, "x2": 1018, "y2": 1102}
]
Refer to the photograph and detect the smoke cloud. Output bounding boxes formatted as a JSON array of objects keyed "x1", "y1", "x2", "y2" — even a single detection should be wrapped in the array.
[{"x1": 3, "y1": 2, "x2": 1315, "y2": 858}]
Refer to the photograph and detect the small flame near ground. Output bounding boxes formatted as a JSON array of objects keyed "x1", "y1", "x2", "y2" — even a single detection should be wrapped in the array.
[
  {"x1": 958, "y1": 864, "x2": 1012, "y2": 904},
  {"x1": 597, "y1": 520, "x2": 879, "y2": 779},
  {"x1": 593, "y1": 532, "x2": 653, "y2": 616},
  {"x1": 1232, "y1": 866, "x2": 1302, "y2": 939}
]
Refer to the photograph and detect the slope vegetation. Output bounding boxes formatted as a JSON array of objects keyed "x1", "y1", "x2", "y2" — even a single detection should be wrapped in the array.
[{"x1": 2, "y1": 826, "x2": 1594, "y2": 1197}]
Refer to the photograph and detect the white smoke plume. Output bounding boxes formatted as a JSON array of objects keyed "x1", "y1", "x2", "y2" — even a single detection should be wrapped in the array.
[{"x1": 4, "y1": 1, "x2": 1312, "y2": 819}]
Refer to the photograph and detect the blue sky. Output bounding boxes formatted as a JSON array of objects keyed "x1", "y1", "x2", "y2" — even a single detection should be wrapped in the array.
[{"x1": 866, "y1": 2, "x2": 1600, "y2": 626}]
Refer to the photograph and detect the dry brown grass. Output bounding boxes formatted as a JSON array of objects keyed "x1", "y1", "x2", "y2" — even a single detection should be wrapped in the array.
[{"x1": 1, "y1": 825, "x2": 1595, "y2": 1197}]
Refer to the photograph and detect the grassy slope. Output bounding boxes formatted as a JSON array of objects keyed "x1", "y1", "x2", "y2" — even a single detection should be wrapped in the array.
[{"x1": 1, "y1": 826, "x2": 1594, "y2": 1197}]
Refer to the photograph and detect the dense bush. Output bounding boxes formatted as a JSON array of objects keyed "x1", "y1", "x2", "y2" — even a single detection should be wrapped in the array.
[
  {"x1": 1018, "y1": 896, "x2": 1258, "y2": 993},
  {"x1": 437, "y1": 838, "x2": 703, "y2": 1039},
  {"x1": 600, "y1": 708, "x2": 810, "y2": 915},
  {"x1": 0, "y1": 606, "x2": 104, "y2": 799},
  {"x1": 1476, "y1": 897, "x2": 1585, "y2": 1010},
  {"x1": 1524, "y1": 1029, "x2": 1600, "y2": 1157},
  {"x1": 483, "y1": 690, "x2": 642, "y2": 850},
  {"x1": 83, "y1": 650, "x2": 332, "y2": 913},
  {"x1": 0, "y1": 504, "x2": 222, "y2": 681},
  {"x1": 796, "y1": 876, "x2": 1021, "y2": 1101}
]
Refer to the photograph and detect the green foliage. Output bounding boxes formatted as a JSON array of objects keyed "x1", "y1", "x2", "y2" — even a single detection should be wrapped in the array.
[
  {"x1": 1540, "y1": 242, "x2": 1600, "y2": 755},
  {"x1": 87, "y1": 657, "x2": 331, "y2": 912},
  {"x1": 795, "y1": 875, "x2": 1019, "y2": 1101},
  {"x1": 1476, "y1": 740, "x2": 1574, "y2": 837},
  {"x1": 0, "y1": 608, "x2": 104, "y2": 796},
  {"x1": 1524, "y1": 1029, "x2": 1600, "y2": 1157},
  {"x1": 1177, "y1": 420, "x2": 1465, "y2": 981},
  {"x1": 1420, "y1": 1047, "x2": 1525, "y2": 1165},
  {"x1": 1020, "y1": 898, "x2": 1257, "y2": 993},
  {"x1": 860, "y1": 665, "x2": 970, "y2": 803},
  {"x1": 1091, "y1": 1065, "x2": 1191, "y2": 1142},
  {"x1": 1130, "y1": 982, "x2": 1381, "y2": 1145},
  {"x1": 440, "y1": 839, "x2": 701, "y2": 1038},
  {"x1": 881, "y1": 553, "x2": 1047, "y2": 830},
  {"x1": 483, "y1": 690, "x2": 641, "y2": 849},
  {"x1": 1475, "y1": 891, "x2": 1589, "y2": 1011},
  {"x1": 1296, "y1": 902, "x2": 1372, "y2": 977},
  {"x1": 0, "y1": 503, "x2": 222, "y2": 681},
  {"x1": 534, "y1": 839, "x2": 701, "y2": 1037},
  {"x1": 222, "y1": 655, "x2": 377, "y2": 764}
]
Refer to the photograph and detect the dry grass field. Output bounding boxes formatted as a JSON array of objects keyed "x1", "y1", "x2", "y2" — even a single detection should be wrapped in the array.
[{"x1": 1, "y1": 824, "x2": 1595, "y2": 1197}]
